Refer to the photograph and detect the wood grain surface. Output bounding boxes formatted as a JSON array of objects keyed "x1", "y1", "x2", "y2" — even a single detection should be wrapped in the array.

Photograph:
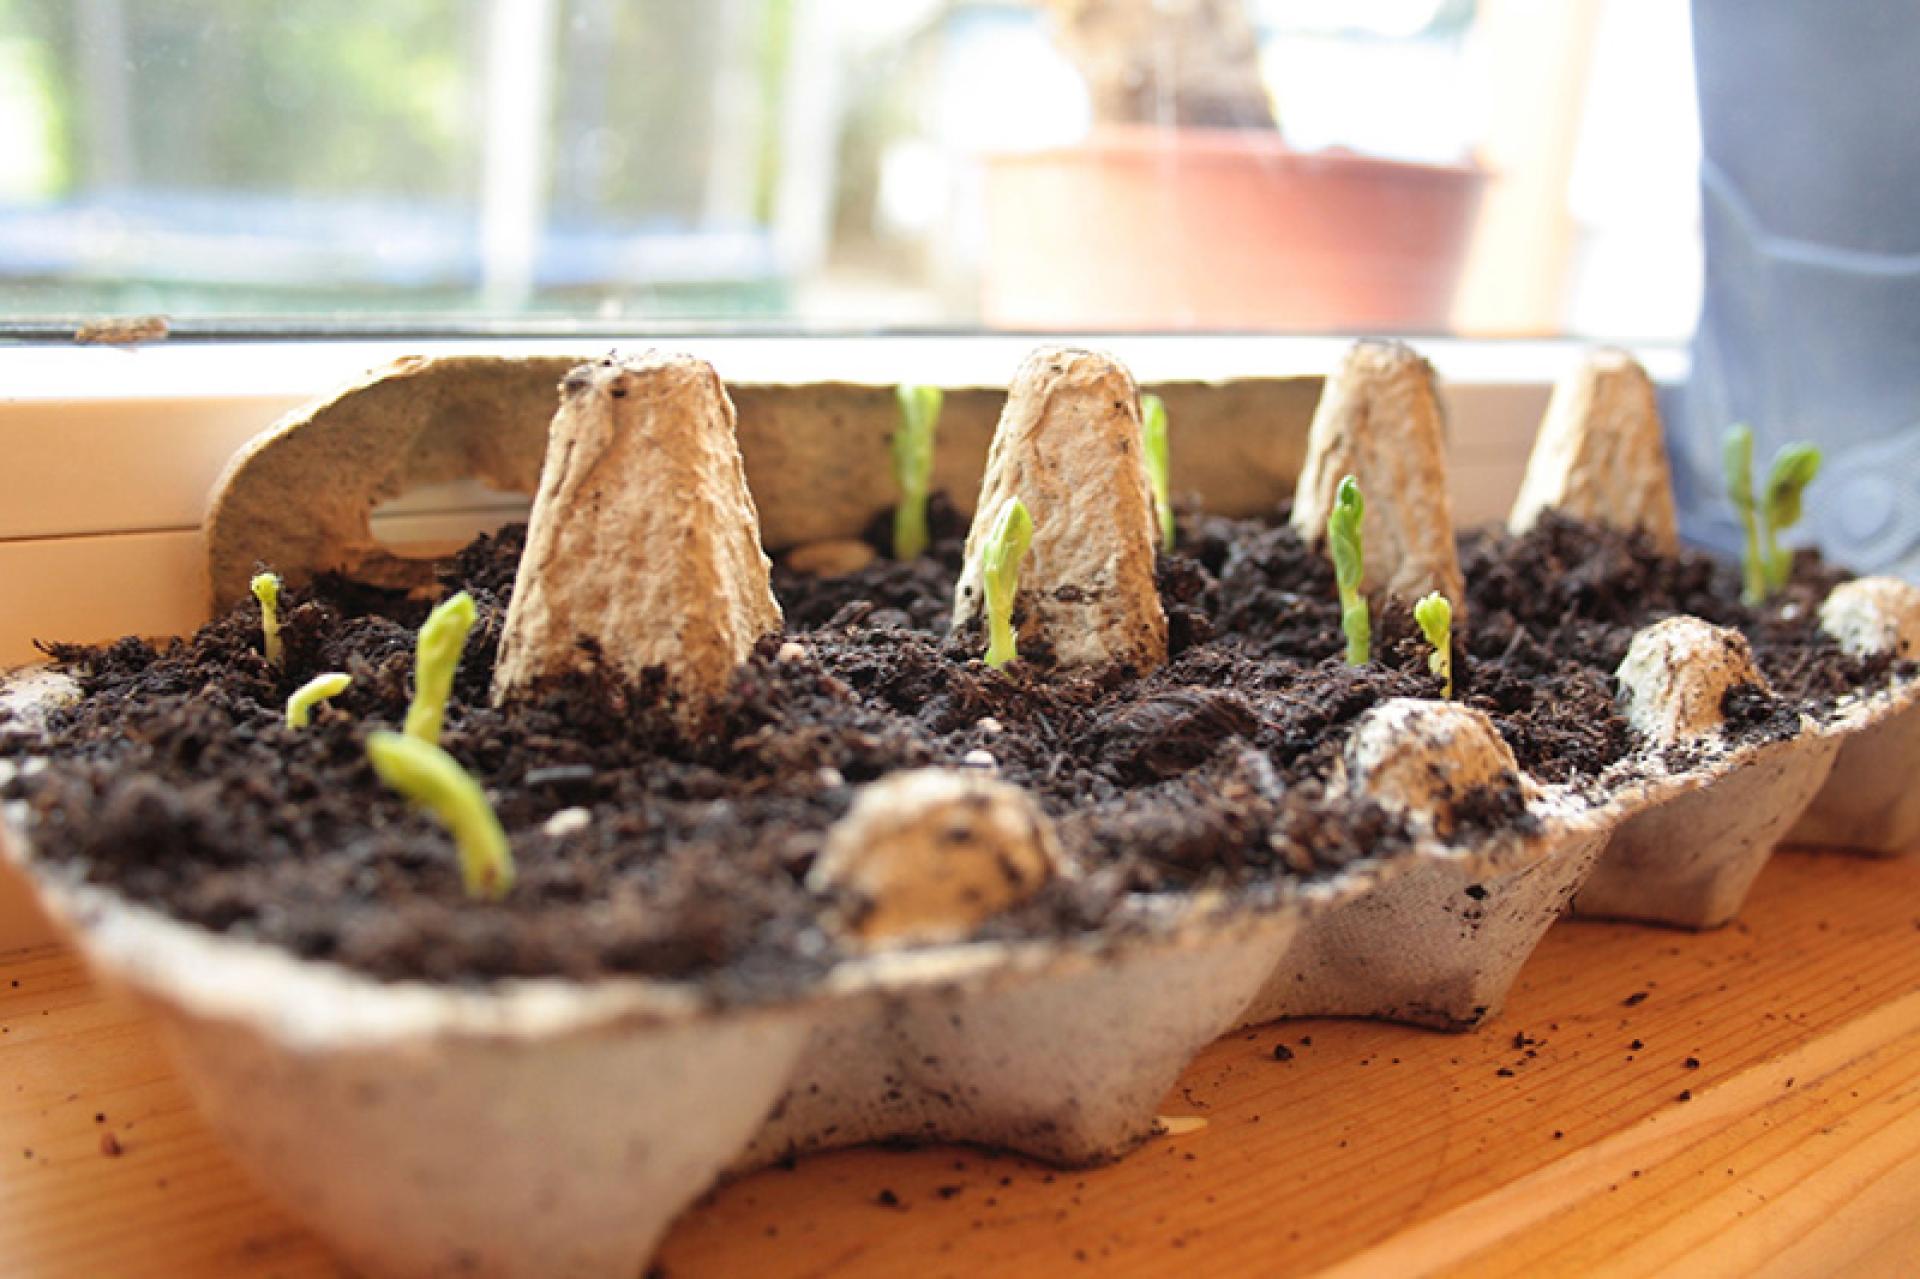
[{"x1": 2, "y1": 846, "x2": 1917, "y2": 1278}]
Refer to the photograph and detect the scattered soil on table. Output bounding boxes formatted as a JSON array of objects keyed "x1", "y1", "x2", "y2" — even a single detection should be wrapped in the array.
[{"x1": 4, "y1": 504, "x2": 1873, "y2": 990}]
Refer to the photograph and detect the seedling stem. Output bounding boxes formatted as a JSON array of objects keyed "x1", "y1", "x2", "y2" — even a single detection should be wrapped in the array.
[
  {"x1": 1725, "y1": 425, "x2": 1822, "y2": 605},
  {"x1": 893, "y1": 384, "x2": 943, "y2": 560},
  {"x1": 404, "y1": 591, "x2": 477, "y2": 746},
  {"x1": 250, "y1": 572, "x2": 283, "y2": 667},
  {"x1": 981, "y1": 496, "x2": 1034, "y2": 669},
  {"x1": 366, "y1": 730, "x2": 515, "y2": 900},
  {"x1": 1140, "y1": 393, "x2": 1175, "y2": 553},
  {"x1": 1414, "y1": 592, "x2": 1453, "y2": 699},
  {"x1": 285, "y1": 672, "x2": 352, "y2": 729},
  {"x1": 1328, "y1": 475, "x2": 1370, "y2": 665}
]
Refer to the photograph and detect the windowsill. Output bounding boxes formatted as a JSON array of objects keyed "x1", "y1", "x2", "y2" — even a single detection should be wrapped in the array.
[{"x1": 0, "y1": 332, "x2": 1688, "y2": 403}]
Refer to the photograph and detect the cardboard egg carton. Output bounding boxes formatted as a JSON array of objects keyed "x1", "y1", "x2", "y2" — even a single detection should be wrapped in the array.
[{"x1": 3, "y1": 343, "x2": 1915, "y2": 1278}]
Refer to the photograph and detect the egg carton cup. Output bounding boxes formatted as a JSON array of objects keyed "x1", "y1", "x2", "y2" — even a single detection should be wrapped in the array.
[
  {"x1": 2, "y1": 830, "x2": 812, "y2": 1279},
  {"x1": 1573, "y1": 594, "x2": 1920, "y2": 928},
  {"x1": 1239, "y1": 794, "x2": 1611, "y2": 1031},
  {"x1": 1787, "y1": 673, "x2": 1920, "y2": 855},
  {"x1": 730, "y1": 898, "x2": 1312, "y2": 1170},
  {"x1": 1572, "y1": 726, "x2": 1841, "y2": 930}
]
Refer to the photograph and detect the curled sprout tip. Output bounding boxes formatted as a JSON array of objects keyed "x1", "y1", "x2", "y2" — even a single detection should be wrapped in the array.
[
  {"x1": 250, "y1": 571, "x2": 283, "y2": 667},
  {"x1": 404, "y1": 591, "x2": 477, "y2": 746},
  {"x1": 366, "y1": 730, "x2": 515, "y2": 901},
  {"x1": 1761, "y1": 443, "x2": 1821, "y2": 593},
  {"x1": 1414, "y1": 591, "x2": 1453, "y2": 699},
  {"x1": 286, "y1": 672, "x2": 352, "y2": 729}
]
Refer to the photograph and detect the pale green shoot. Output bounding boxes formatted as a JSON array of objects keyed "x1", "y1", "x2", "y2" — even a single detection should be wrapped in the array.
[
  {"x1": 1328, "y1": 475, "x2": 1370, "y2": 665},
  {"x1": 1761, "y1": 442, "x2": 1822, "y2": 595},
  {"x1": 250, "y1": 571, "x2": 283, "y2": 666},
  {"x1": 1724, "y1": 425, "x2": 1764, "y2": 606},
  {"x1": 1414, "y1": 592, "x2": 1454, "y2": 699},
  {"x1": 1725, "y1": 425, "x2": 1823, "y2": 605},
  {"x1": 403, "y1": 591, "x2": 477, "y2": 746},
  {"x1": 1140, "y1": 393, "x2": 1174, "y2": 553},
  {"x1": 366, "y1": 731, "x2": 514, "y2": 901},
  {"x1": 285, "y1": 672, "x2": 352, "y2": 729},
  {"x1": 892, "y1": 384, "x2": 943, "y2": 560},
  {"x1": 980, "y1": 496, "x2": 1035, "y2": 669}
]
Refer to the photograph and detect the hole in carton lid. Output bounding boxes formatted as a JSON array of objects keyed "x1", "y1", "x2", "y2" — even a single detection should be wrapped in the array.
[{"x1": 369, "y1": 479, "x2": 531, "y2": 562}]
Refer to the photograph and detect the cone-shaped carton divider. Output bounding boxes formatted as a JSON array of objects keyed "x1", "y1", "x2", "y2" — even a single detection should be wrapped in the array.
[
  {"x1": 951, "y1": 347, "x2": 1168, "y2": 671},
  {"x1": 492, "y1": 353, "x2": 781, "y2": 716},
  {"x1": 1508, "y1": 349, "x2": 1679, "y2": 552},
  {"x1": 1291, "y1": 341, "x2": 1466, "y2": 617}
]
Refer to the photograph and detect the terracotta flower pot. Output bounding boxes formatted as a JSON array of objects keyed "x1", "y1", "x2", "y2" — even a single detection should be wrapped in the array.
[{"x1": 982, "y1": 126, "x2": 1485, "y2": 331}]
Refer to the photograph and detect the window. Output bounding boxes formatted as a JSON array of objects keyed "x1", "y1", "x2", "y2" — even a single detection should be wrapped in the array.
[{"x1": 0, "y1": 0, "x2": 1699, "y2": 337}]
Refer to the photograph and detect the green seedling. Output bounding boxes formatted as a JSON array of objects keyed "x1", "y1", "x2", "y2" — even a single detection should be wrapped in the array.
[
  {"x1": 1724, "y1": 424, "x2": 1823, "y2": 605},
  {"x1": 892, "y1": 384, "x2": 944, "y2": 561},
  {"x1": 285, "y1": 672, "x2": 352, "y2": 729},
  {"x1": 366, "y1": 730, "x2": 514, "y2": 901},
  {"x1": 1140, "y1": 392, "x2": 1174, "y2": 553},
  {"x1": 1328, "y1": 475, "x2": 1370, "y2": 666},
  {"x1": 1725, "y1": 425, "x2": 1762, "y2": 605},
  {"x1": 1761, "y1": 442, "x2": 1822, "y2": 595},
  {"x1": 250, "y1": 571, "x2": 283, "y2": 666},
  {"x1": 403, "y1": 591, "x2": 477, "y2": 747},
  {"x1": 1414, "y1": 591, "x2": 1453, "y2": 699},
  {"x1": 980, "y1": 496, "x2": 1035, "y2": 669}
]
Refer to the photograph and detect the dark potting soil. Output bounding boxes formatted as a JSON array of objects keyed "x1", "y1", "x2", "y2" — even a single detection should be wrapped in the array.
[
  {"x1": 1186, "y1": 510, "x2": 1632, "y2": 787},
  {"x1": 1461, "y1": 512, "x2": 1910, "y2": 748},
  {"x1": 4, "y1": 503, "x2": 1796, "y2": 991},
  {"x1": 769, "y1": 492, "x2": 971, "y2": 634}
]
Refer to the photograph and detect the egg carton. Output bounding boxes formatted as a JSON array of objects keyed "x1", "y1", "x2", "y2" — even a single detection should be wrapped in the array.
[
  {"x1": 4, "y1": 346, "x2": 1917, "y2": 1278},
  {"x1": 1574, "y1": 590, "x2": 1920, "y2": 929}
]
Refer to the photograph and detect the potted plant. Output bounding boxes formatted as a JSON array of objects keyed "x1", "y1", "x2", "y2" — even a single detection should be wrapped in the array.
[{"x1": 980, "y1": 0, "x2": 1486, "y2": 330}]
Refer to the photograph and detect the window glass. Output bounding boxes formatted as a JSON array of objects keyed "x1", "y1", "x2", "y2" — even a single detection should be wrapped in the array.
[{"x1": 0, "y1": 0, "x2": 1700, "y2": 337}]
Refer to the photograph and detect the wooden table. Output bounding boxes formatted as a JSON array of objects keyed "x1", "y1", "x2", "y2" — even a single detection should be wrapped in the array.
[{"x1": 3, "y1": 847, "x2": 1918, "y2": 1277}]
